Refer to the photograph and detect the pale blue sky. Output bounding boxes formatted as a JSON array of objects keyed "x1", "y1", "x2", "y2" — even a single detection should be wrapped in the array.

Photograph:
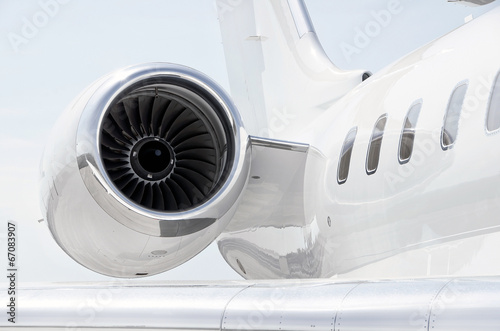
[{"x1": 0, "y1": 0, "x2": 498, "y2": 283}]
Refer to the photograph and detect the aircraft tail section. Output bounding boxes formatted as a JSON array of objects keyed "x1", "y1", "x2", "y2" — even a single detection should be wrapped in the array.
[{"x1": 217, "y1": 0, "x2": 368, "y2": 139}]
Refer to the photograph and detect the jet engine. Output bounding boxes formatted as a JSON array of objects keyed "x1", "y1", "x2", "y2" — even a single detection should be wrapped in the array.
[{"x1": 39, "y1": 63, "x2": 250, "y2": 277}]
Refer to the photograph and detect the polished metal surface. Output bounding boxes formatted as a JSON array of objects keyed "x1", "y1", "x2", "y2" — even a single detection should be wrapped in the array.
[
  {"x1": 6, "y1": 277, "x2": 500, "y2": 330},
  {"x1": 76, "y1": 63, "x2": 249, "y2": 237},
  {"x1": 250, "y1": 136, "x2": 309, "y2": 152},
  {"x1": 39, "y1": 63, "x2": 250, "y2": 278}
]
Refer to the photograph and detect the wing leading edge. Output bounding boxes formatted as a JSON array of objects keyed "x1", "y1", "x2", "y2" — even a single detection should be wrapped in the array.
[{"x1": 6, "y1": 277, "x2": 500, "y2": 330}]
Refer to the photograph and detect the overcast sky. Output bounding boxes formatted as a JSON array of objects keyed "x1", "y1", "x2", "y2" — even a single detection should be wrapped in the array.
[{"x1": 0, "y1": 0, "x2": 498, "y2": 284}]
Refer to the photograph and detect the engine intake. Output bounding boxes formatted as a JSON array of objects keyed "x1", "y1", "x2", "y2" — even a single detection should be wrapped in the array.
[
  {"x1": 39, "y1": 63, "x2": 249, "y2": 277},
  {"x1": 100, "y1": 80, "x2": 231, "y2": 212}
]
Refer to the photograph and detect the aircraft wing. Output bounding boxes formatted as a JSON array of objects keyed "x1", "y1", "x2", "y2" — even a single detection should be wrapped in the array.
[{"x1": 4, "y1": 277, "x2": 500, "y2": 330}]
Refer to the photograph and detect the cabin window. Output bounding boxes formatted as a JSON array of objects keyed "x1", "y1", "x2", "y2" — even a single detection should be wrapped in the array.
[
  {"x1": 399, "y1": 102, "x2": 422, "y2": 164},
  {"x1": 338, "y1": 127, "x2": 357, "y2": 184},
  {"x1": 486, "y1": 71, "x2": 500, "y2": 132},
  {"x1": 441, "y1": 83, "x2": 468, "y2": 150},
  {"x1": 366, "y1": 114, "x2": 387, "y2": 175}
]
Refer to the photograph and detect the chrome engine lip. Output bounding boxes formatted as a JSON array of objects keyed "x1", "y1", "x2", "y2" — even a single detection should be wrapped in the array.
[{"x1": 76, "y1": 63, "x2": 249, "y2": 237}]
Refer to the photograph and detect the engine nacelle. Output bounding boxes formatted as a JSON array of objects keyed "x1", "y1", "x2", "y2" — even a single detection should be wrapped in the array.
[{"x1": 39, "y1": 63, "x2": 249, "y2": 277}]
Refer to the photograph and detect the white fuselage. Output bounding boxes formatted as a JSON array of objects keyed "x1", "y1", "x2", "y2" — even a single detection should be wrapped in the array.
[{"x1": 218, "y1": 6, "x2": 500, "y2": 279}]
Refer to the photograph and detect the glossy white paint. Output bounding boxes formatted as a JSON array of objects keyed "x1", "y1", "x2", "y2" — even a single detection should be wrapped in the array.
[
  {"x1": 39, "y1": 0, "x2": 500, "y2": 281},
  {"x1": 29, "y1": 0, "x2": 500, "y2": 329},
  {"x1": 217, "y1": 1, "x2": 500, "y2": 279},
  {"x1": 217, "y1": 0, "x2": 367, "y2": 140},
  {"x1": 37, "y1": 0, "x2": 500, "y2": 289}
]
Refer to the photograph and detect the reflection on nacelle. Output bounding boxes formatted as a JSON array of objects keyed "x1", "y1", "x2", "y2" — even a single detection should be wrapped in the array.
[
  {"x1": 38, "y1": 0, "x2": 500, "y2": 282},
  {"x1": 40, "y1": 63, "x2": 250, "y2": 278}
]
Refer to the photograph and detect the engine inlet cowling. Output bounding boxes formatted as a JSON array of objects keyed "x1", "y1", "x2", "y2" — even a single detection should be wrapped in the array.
[
  {"x1": 40, "y1": 63, "x2": 249, "y2": 277},
  {"x1": 74, "y1": 63, "x2": 248, "y2": 238}
]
